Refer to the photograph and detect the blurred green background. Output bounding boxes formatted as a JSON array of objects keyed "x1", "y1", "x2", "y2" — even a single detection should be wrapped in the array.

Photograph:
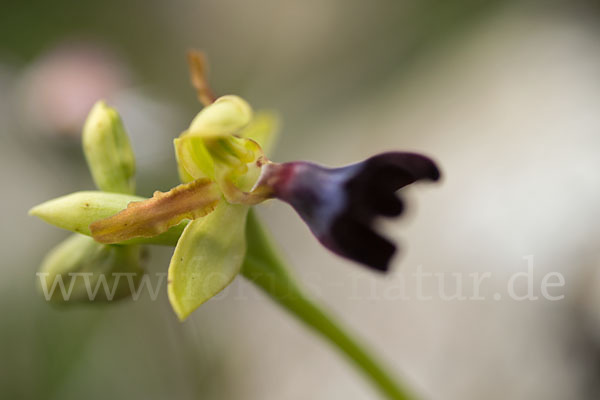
[{"x1": 2, "y1": 0, "x2": 600, "y2": 399}]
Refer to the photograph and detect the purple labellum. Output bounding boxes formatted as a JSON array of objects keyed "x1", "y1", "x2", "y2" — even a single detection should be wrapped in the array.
[{"x1": 260, "y1": 152, "x2": 440, "y2": 272}]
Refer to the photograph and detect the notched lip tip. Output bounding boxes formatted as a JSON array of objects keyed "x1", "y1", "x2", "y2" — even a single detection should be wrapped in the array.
[
  {"x1": 418, "y1": 154, "x2": 441, "y2": 183},
  {"x1": 371, "y1": 264, "x2": 392, "y2": 273},
  {"x1": 429, "y1": 165, "x2": 442, "y2": 182},
  {"x1": 353, "y1": 240, "x2": 397, "y2": 273}
]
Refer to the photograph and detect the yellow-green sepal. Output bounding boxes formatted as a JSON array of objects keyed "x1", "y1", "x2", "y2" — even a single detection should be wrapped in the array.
[
  {"x1": 82, "y1": 101, "x2": 136, "y2": 194},
  {"x1": 168, "y1": 202, "x2": 249, "y2": 320},
  {"x1": 28, "y1": 191, "x2": 187, "y2": 246},
  {"x1": 29, "y1": 191, "x2": 144, "y2": 236},
  {"x1": 38, "y1": 234, "x2": 145, "y2": 303}
]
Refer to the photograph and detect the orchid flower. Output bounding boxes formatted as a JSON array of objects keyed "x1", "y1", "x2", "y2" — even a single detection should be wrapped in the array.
[{"x1": 29, "y1": 51, "x2": 441, "y2": 400}]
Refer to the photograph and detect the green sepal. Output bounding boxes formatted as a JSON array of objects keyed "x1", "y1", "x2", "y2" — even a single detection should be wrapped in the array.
[
  {"x1": 29, "y1": 191, "x2": 186, "y2": 246},
  {"x1": 38, "y1": 234, "x2": 145, "y2": 303},
  {"x1": 168, "y1": 202, "x2": 249, "y2": 320}
]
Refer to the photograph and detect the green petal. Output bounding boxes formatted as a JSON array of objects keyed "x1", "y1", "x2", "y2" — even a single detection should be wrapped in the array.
[
  {"x1": 38, "y1": 234, "x2": 145, "y2": 303},
  {"x1": 82, "y1": 101, "x2": 136, "y2": 194},
  {"x1": 187, "y1": 95, "x2": 253, "y2": 138},
  {"x1": 168, "y1": 202, "x2": 249, "y2": 320},
  {"x1": 239, "y1": 111, "x2": 279, "y2": 157},
  {"x1": 29, "y1": 191, "x2": 187, "y2": 246},
  {"x1": 174, "y1": 135, "x2": 215, "y2": 182}
]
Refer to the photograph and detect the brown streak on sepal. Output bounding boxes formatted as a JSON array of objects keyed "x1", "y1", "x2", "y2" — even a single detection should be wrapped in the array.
[{"x1": 90, "y1": 178, "x2": 221, "y2": 244}]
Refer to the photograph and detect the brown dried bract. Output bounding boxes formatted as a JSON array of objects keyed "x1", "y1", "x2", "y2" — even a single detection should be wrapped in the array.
[{"x1": 187, "y1": 50, "x2": 217, "y2": 107}]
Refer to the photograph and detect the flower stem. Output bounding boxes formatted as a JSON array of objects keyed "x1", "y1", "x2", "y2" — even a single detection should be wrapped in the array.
[{"x1": 241, "y1": 210, "x2": 416, "y2": 400}]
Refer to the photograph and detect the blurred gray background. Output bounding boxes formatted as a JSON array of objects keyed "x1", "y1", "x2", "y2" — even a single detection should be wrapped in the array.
[{"x1": 2, "y1": 0, "x2": 600, "y2": 399}]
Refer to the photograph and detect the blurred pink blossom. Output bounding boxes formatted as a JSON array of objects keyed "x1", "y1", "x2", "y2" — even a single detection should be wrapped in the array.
[{"x1": 19, "y1": 41, "x2": 129, "y2": 137}]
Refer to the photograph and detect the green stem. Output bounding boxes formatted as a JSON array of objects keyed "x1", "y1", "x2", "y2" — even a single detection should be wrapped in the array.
[{"x1": 241, "y1": 210, "x2": 416, "y2": 400}]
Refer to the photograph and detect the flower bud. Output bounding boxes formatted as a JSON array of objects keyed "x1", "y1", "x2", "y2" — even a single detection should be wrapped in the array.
[
  {"x1": 82, "y1": 101, "x2": 136, "y2": 194},
  {"x1": 259, "y1": 152, "x2": 441, "y2": 271},
  {"x1": 37, "y1": 234, "x2": 145, "y2": 303}
]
